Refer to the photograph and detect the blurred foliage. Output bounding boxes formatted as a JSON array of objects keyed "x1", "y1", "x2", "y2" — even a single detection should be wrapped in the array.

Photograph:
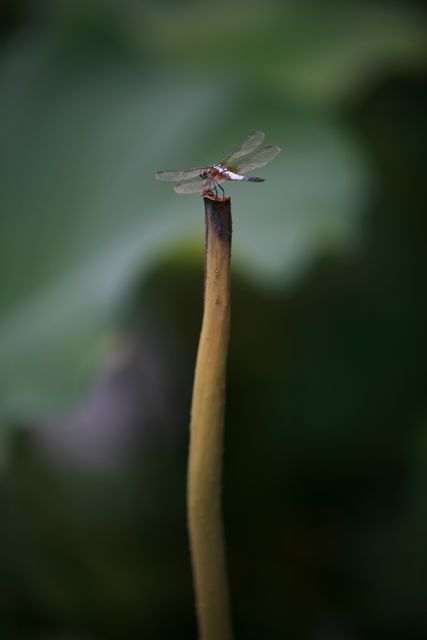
[
  {"x1": 4, "y1": 0, "x2": 427, "y2": 418},
  {"x1": 0, "y1": 0, "x2": 427, "y2": 638}
]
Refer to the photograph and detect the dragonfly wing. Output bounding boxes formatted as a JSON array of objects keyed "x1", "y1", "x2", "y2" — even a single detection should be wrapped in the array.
[
  {"x1": 235, "y1": 145, "x2": 281, "y2": 173},
  {"x1": 174, "y1": 176, "x2": 206, "y2": 194},
  {"x1": 220, "y1": 131, "x2": 265, "y2": 165},
  {"x1": 155, "y1": 167, "x2": 203, "y2": 182}
]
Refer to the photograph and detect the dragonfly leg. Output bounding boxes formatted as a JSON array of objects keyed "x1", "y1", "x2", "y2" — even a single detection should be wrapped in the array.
[
  {"x1": 218, "y1": 183, "x2": 225, "y2": 198},
  {"x1": 208, "y1": 177, "x2": 218, "y2": 198}
]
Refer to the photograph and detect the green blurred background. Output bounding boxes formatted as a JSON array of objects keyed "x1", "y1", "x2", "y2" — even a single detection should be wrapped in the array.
[{"x1": 1, "y1": 0, "x2": 426, "y2": 638}]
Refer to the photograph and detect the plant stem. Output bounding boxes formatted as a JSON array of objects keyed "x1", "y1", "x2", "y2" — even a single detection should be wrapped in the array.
[{"x1": 187, "y1": 195, "x2": 234, "y2": 640}]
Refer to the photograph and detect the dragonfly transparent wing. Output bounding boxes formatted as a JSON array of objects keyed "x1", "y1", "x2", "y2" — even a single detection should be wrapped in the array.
[
  {"x1": 234, "y1": 145, "x2": 281, "y2": 173},
  {"x1": 155, "y1": 167, "x2": 203, "y2": 182},
  {"x1": 174, "y1": 176, "x2": 206, "y2": 194},
  {"x1": 220, "y1": 131, "x2": 265, "y2": 165},
  {"x1": 174, "y1": 172, "x2": 229, "y2": 194}
]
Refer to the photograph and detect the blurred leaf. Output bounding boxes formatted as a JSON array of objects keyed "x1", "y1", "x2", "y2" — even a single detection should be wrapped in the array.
[
  {"x1": 144, "y1": 0, "x2": 427, "y2": 106},
  {"x1": 0, "y1": 30, "x2": 369, "y2": 419}
]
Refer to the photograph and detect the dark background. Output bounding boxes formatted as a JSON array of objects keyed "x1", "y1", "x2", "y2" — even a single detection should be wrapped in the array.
[{"x1": 0, "y1": 1, "x2": 426, "y2": 638}]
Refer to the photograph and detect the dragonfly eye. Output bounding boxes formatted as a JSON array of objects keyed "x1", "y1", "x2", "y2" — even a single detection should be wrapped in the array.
[{"x1": 200, "y1": 170, "x2": 208, "y2": 178}]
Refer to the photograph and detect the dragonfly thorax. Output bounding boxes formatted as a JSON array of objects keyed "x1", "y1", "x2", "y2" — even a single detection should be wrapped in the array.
[{"x1": 212, "y1": 163, "x2": 227, "y2": 174}]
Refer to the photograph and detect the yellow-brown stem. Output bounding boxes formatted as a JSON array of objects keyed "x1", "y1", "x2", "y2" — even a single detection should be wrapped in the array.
[{"x1": 187, "y1": 196, "x2": 233, "y2": 640}]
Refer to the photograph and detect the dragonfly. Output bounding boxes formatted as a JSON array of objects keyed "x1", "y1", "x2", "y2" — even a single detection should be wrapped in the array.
[{"x1": 155, "y1": 131, "x2": 281, "y2": 197}]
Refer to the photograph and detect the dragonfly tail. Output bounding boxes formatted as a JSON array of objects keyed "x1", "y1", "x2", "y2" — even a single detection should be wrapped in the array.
[{"x1": 243, "y1": 176, "x2": 265, "y2": 182}]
